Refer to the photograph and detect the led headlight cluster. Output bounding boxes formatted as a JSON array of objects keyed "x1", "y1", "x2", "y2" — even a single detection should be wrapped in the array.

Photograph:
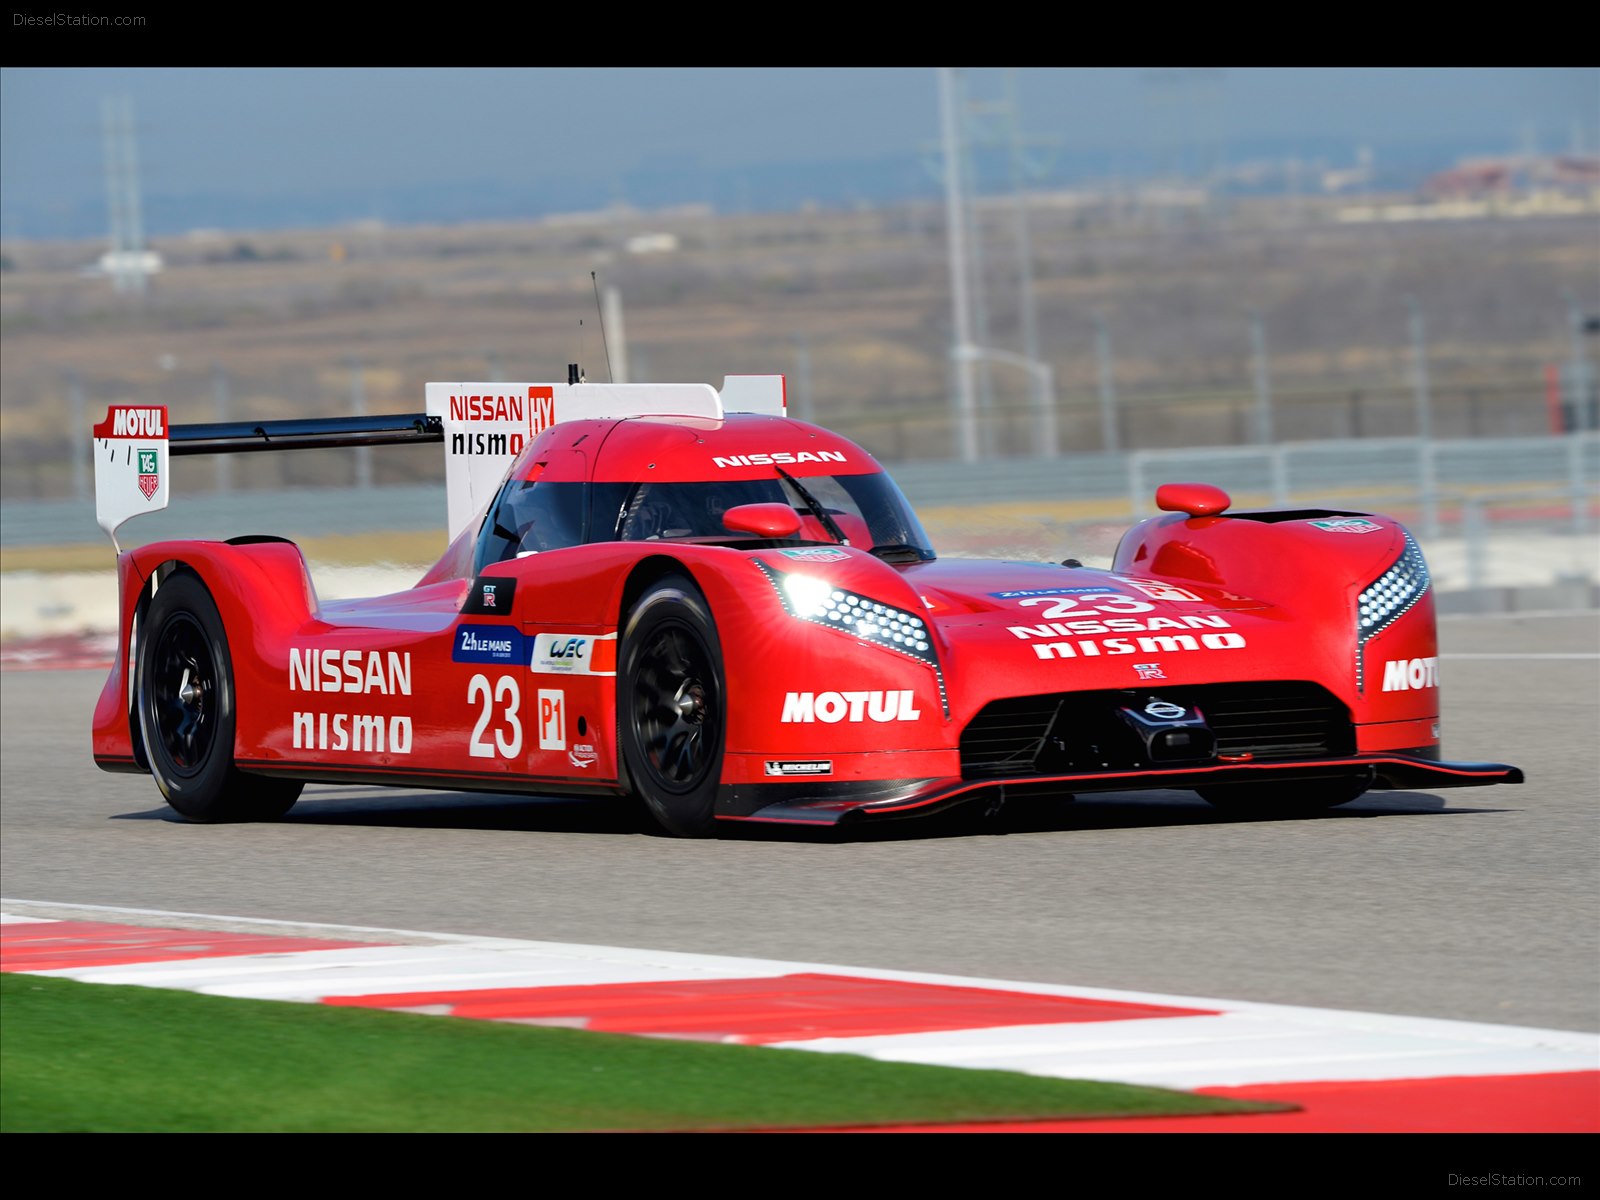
[
  {"x1": 754, "y1": 560, "x2": 935, "y2": 666},
  {"x1": 752, "y1": 558, "x2": 947, "y2": 713},
  {"x1": 1356, "y1": 529, "x2": 1431, "y2": 688},
  {"x1": 783, "y1": 573, "x2": 931, "y2": 650}
]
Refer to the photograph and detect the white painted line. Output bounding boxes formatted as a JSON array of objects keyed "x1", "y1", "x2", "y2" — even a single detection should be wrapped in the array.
[{"x1": 1442, "y1": 653, "x2": 1599, "y2": 660}]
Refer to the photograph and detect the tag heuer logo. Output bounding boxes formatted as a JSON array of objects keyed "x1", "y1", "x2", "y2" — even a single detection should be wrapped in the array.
[{"x1": 137, "y1": 448, "x2": 159, "y2": 500}]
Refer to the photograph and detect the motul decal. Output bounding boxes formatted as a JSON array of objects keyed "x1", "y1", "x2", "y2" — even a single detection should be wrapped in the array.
[
  {"x1": 780, "y1": 690, "x2": 921, "y2": 723},
  {"x1": 1382, "y1": 657, "x2": 1439, "y2": 691},
  {"x1": 92, "y1": 406, "x2": 167, "y2": 438}
]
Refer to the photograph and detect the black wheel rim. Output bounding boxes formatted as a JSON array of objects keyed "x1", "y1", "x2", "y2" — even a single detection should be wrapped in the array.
[
  {"x1": 149, "y1": 613, "x2": 218, "y2": 776},
  {"x1": 631, "y1": 622, "x2": 719, "y2": 792}
]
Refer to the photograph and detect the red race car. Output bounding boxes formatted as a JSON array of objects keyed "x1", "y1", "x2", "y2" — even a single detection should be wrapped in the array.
[{"x1": 90, "y1": 371, "x2": 1520, "y2": 836}]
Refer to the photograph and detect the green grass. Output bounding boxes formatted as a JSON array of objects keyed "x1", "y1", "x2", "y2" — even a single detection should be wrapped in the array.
[{"x1": 1, "y1": 974, "x2": 1282, "y2": 1132}]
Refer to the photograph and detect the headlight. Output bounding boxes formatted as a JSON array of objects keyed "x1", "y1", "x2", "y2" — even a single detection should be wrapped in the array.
[
  {"x1": 1357, "y1": 528, "x2": 1431, "y2": 689},
  {"x1": 754, "y1": 559, "x2": 946, "y2": 715},
  {"x1": 764, "y1": 562, "x2": 934, "y2": 665}
]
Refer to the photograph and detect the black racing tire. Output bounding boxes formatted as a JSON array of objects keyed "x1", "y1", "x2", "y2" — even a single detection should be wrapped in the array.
[
  {"x1": 617, "y1": 574, "x2": 726, "y2": 838},
  {"x1": 136, "y1": 569, "x2": 302, "y2": 822},
  {"x1": 1197, "y1": 775, "x2": 1370, "y2": 817}
]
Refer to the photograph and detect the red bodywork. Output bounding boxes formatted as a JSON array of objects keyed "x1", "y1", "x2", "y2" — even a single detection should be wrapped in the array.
[{"x1": 94, "y1": 412, "x2": 1521, "y2": 825}]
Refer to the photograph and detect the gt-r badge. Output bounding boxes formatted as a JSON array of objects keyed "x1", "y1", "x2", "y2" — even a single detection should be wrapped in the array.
[
  {"x1": 462, "y1": 576, "x2": 518, "y2": 615},
  {"x1": 1134, "y1": 662, "x2": 1166, "y2": 680}
]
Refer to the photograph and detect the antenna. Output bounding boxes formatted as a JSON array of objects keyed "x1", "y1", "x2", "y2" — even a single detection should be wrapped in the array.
[{"x1": 591, "y1": 271, "x2": 615, "y2": 382}]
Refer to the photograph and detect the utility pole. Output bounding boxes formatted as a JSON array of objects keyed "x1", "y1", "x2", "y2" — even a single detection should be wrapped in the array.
[
  {"x1": 68, "y1": 371, "x2": 88, "y2": 501},
  {"x1": 791, "y1": 333, "x2": 814, "y2": 424},
  {"x1": 1095, "y1": 315, "x2": 1120, "y2": 453},
  {"x1": 349, "y1": 356, "x2": 371, "y2": 489},
  {"x1": 1566, "y1": 291, "x2": 1594, "y2": 433},
  {"x1": 603, "y1": 284, "x2": 630, "y2": 384},
  {"x1": 1249, "y1": 310, "x2": 1273, "y2": 444},
  {"x1": 958, "y1": 71, "x2": 996, "y2": 454},
  {"x1": 213, "y1": 363, "x2": 233, "y2": 493},
  {"x1": 1405, "y1": 296, "x2": 1432, "y2": 441},
  {"x1": 938, "y1": 68, "x2": 978, "y2": 462},
  {"x1": 100, "y1": 96, "x2": 150, "y2": 295}
]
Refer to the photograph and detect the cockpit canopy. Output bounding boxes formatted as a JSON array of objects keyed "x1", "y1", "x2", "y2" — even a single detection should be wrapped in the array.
[{"x1": 474, "y1": 470, "x2": 935, "y2": 572}]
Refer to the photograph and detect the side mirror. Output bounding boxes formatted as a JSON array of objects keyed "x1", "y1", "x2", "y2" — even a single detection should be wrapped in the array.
[
  {"x1": 723, "y1": 502, "x2": 803, "y2": 538},
  {"x1": 1156, "y1": 482, "x2": 1231, "y2": 518}
]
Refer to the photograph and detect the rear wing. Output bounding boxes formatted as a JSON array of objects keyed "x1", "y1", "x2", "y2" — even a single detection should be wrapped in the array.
[{"x1": 91, "y1": 375, "x2": 786, "y2": 548}]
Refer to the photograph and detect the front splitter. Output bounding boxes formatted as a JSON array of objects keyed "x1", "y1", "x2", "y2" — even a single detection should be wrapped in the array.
[{"x1": 720, "y1": 753, "x2": 1523, "y2": 826}]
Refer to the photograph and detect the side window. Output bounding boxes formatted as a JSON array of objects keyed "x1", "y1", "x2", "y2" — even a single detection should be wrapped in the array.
[{"x1": 473, "y1": 476, "x2": 588, "y2": 572}]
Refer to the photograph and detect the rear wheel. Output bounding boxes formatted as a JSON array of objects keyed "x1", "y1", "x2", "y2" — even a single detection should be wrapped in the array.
[
  {"x1": 1197, "y1": 775, "x2": 1370, "y2": 817},
  {"x1": 617, "y1": 575, "x2": 725, "y2": 837},
  {"x1": 137, "y1": 570, "x2": 302, "y2": 822}
]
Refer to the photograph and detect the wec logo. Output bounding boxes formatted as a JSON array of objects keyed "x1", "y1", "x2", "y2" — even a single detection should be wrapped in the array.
[{"x1": 547, "y1": 637, "x2": 586, "y2": 659}]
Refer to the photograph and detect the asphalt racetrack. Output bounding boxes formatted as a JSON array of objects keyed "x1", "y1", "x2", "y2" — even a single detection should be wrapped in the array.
[{"x1": 3, "y1": 611, "x2": 1595, "y2": 1034}]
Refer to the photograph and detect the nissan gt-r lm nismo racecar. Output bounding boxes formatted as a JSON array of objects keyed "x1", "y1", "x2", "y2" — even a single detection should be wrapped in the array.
[{"x1": 89, "y1": 372, "x2": 1521, "y2": 836}]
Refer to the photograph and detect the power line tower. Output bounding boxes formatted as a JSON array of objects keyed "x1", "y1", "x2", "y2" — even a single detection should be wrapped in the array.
[
  {"x1": 937, "y1": 68, "x2": 1059, "y2": 460},
  {"x1": 101, "y1": 95, "x2": 156, "y2": 294}
]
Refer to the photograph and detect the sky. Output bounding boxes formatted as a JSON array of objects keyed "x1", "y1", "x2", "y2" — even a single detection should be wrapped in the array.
[{"x1": 2, "y1": 67, "x2": 1595, "y2": 240}]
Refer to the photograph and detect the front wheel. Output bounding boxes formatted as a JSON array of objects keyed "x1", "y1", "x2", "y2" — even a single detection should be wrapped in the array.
[
  {"x1": 1197, "y1": 775, "x2": 1370, "y2": 817},
  {"x1": 617, "y1": 574, "x2": 725, "y2": 837},
  {"x1": 137, "y1": 569, "x2": 302, "y2": 822}
]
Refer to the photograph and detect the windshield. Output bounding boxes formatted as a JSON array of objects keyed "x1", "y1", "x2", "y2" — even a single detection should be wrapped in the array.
[
  {"x1": 593, "y1": 473, "x2": 935, "y2": 560},
  {"x1": 475, "y1": 472, "x2": 936, "y2": 570}
]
